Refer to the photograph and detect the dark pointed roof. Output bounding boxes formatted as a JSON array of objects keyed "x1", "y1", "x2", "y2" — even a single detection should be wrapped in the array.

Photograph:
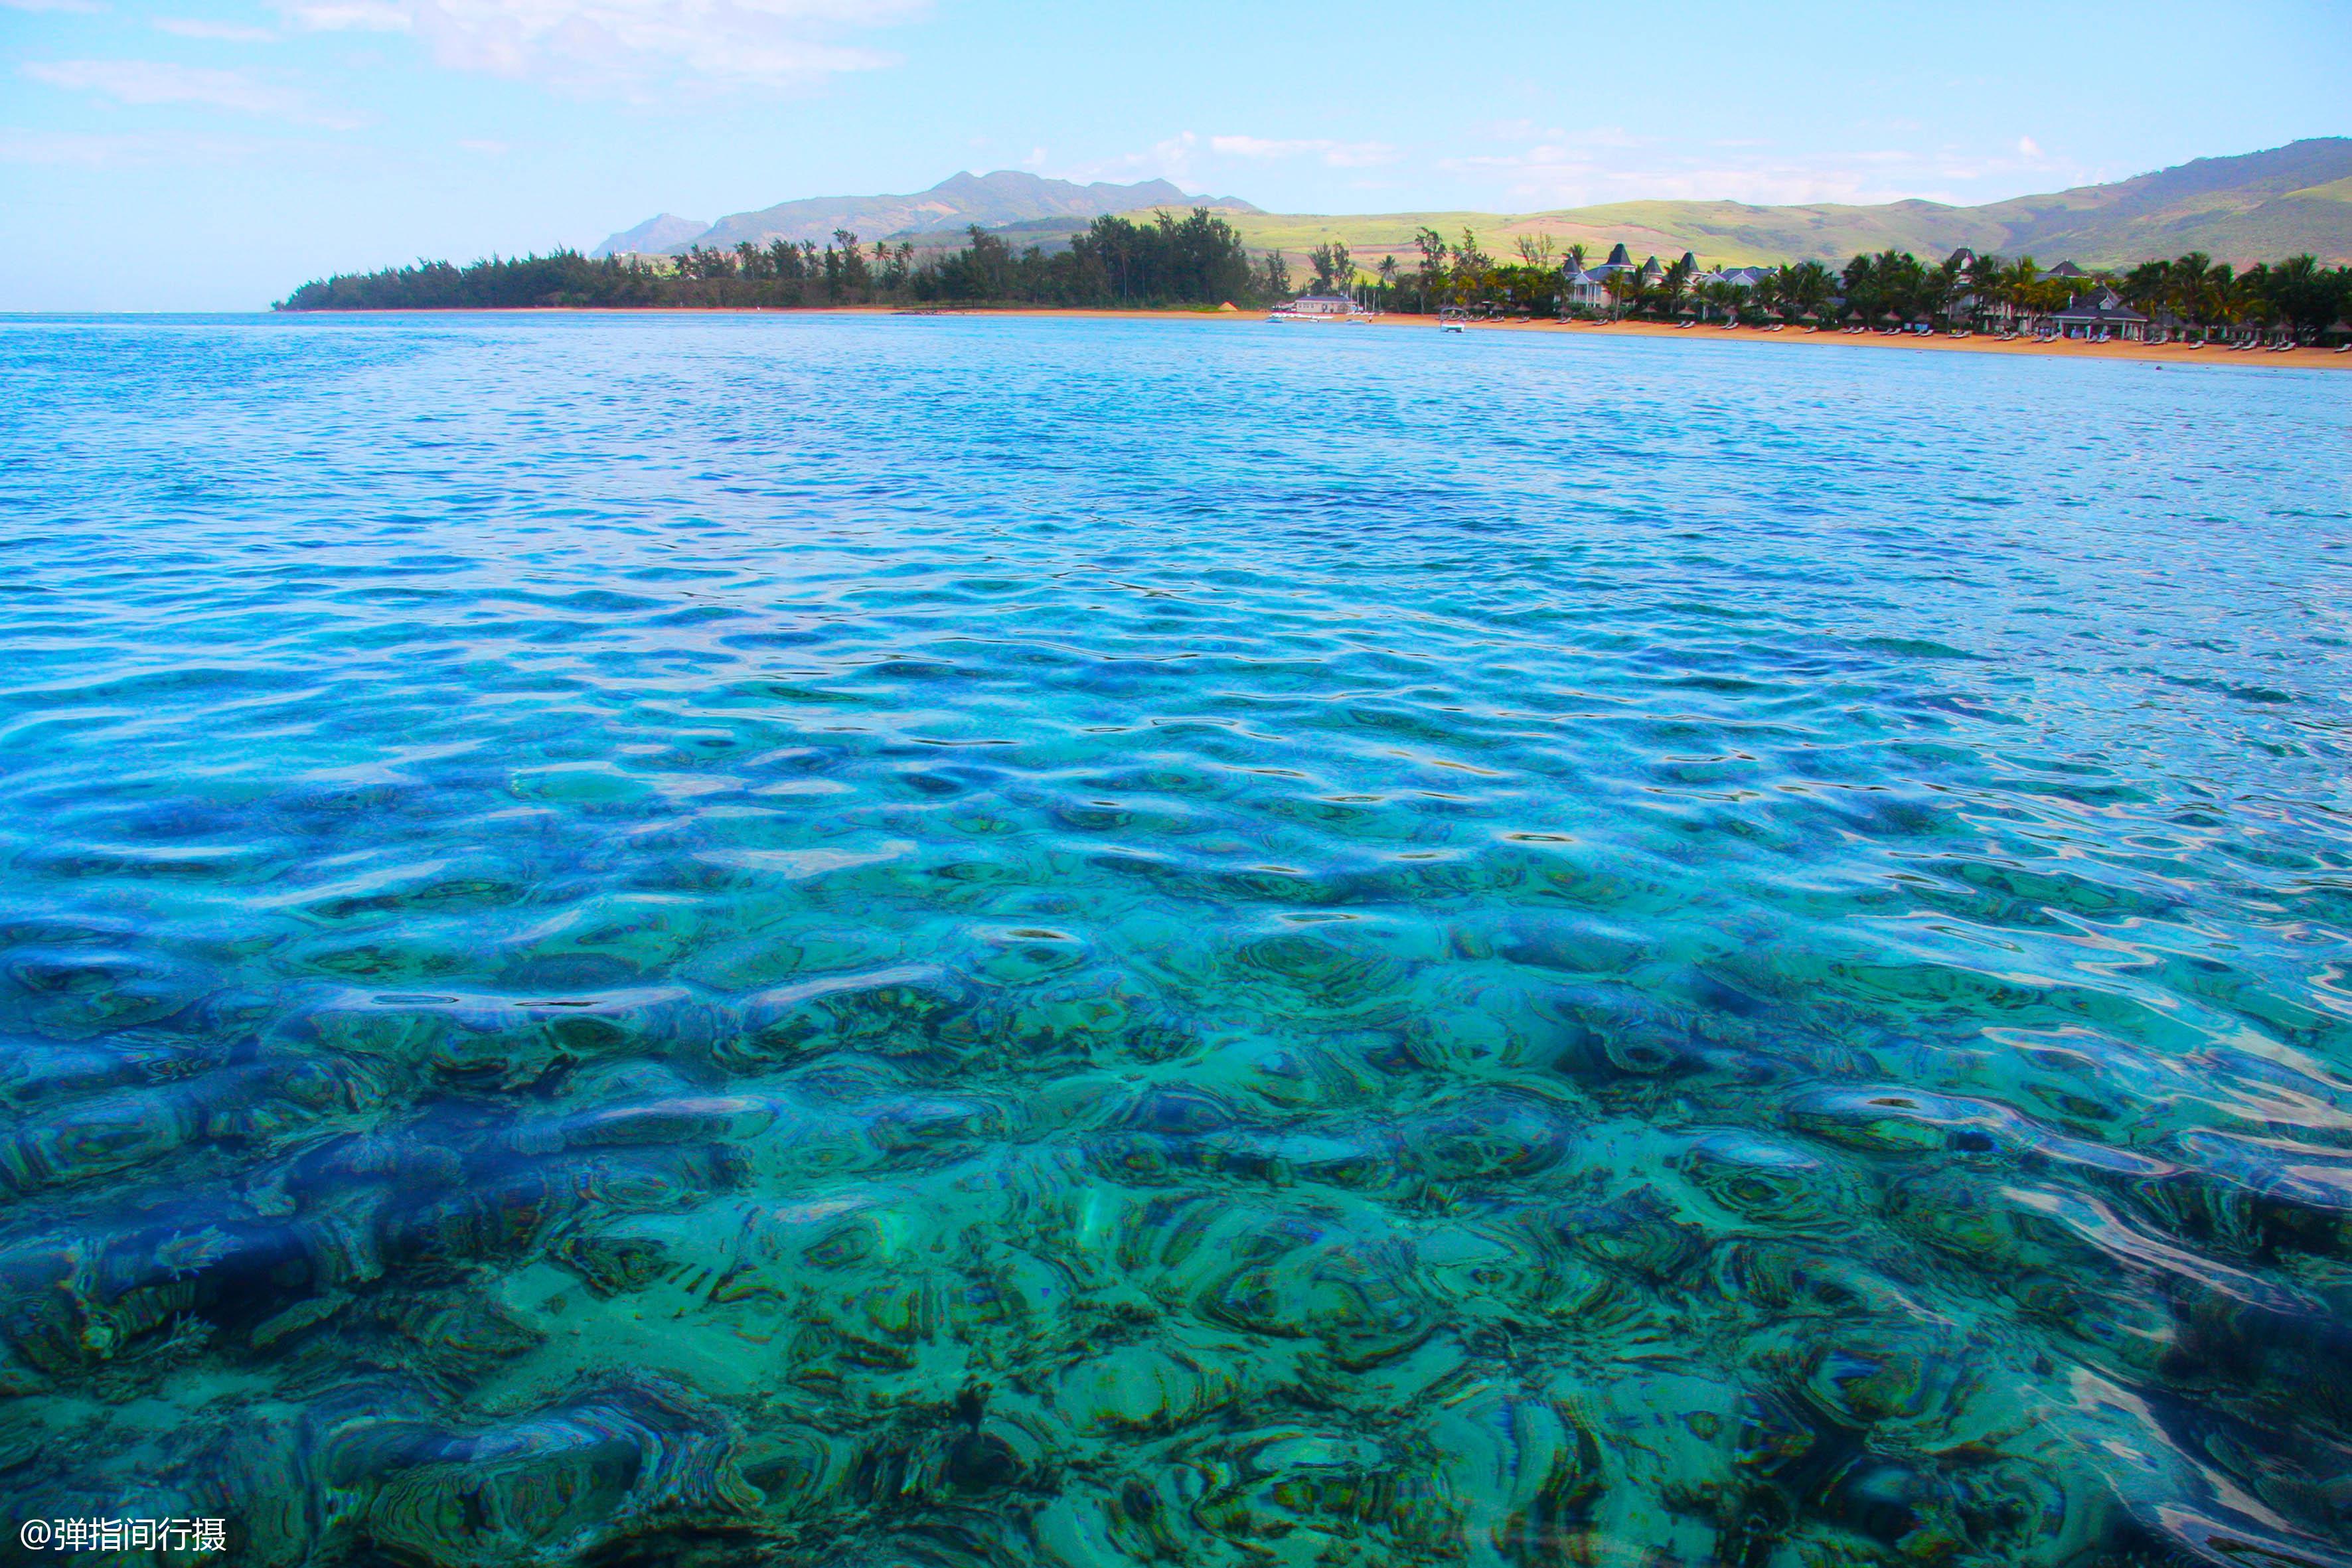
[
  {"x1": 2051, "y1": 287, "x2": 2148, "y2": 325},
  {"x1": 1679, "y1": 251, "x2": 1697, "y2": 270},
  {"x1": 1605, "y1": 242, "x2": 1631, "y2": 267}
]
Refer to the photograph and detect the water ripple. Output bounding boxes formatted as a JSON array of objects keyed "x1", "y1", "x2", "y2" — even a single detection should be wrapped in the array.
[{"x1": 0, "y1": 312, "x2": 2348, "y2": 1565}]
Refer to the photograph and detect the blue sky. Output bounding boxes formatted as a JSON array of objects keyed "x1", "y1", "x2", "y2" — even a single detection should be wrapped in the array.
[{"x1": 3, "y1": 0, "x2": 2345, "y2": 310}]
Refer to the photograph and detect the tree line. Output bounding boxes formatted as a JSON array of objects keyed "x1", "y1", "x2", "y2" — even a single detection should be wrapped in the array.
[
  {"x1": 1377, "y1": 229, "x2": 2352, "y2": 339},
  {"x1": 277, "y1": 209, "x2": 1279, "y2": 311},
  {"x1": 280, "y1": 210, "x2": 2352, "y2": 341}
]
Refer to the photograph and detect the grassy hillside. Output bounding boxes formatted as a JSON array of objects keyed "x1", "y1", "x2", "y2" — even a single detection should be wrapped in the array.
[
  {"x1": 1151, "y1": 201, "x2": 1997, "y2": 271},
  {"x1": 1095, "y1": 139, "x2": 2352, "y2": 272},
  {"x1": 608, "y1": 172, "x2": 1259, "y2": 257},
  {"x1": 1978, "y1": 139, "x2": 2352, "y2": 264}
]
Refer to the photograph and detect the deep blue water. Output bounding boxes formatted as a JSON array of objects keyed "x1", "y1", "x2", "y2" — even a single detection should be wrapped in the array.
[{"x1": 2, "y1": 311, "x2": 2350, "y2": 1567}]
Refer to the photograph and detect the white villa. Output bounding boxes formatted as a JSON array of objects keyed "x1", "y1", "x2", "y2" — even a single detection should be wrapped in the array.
[
  {"x1": 2049, "y1": 286, "x2": 2150, "y2": 340},
  {"x1": 1531, "y1": 234, "x2": 2163, "y2": 339},
  {"x1": 1561, "y1": 243, "x2": 1645, "y2": 310},
  {"x1": 1559, "y1": 269, "x2": 1614, "y2": 310}
]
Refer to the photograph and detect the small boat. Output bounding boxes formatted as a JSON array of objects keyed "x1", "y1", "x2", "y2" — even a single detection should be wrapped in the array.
[
  {"x1": 1269, "y1": 295, "x2": 1364, "y2": 325},
  {"x1": 1439, "y1": 307, "x2": 1468, "y2": 333}
]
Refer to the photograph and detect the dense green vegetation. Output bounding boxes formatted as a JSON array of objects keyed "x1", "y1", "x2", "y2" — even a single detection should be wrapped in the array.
[
  {"x1": 281, "y1": 205, "x2": 2352, "y2": 343},
  {"x1": 278, "y1": 210, "x2": 1277, "y2": 311},
  {"x1": 1347, "y1": 228, "x2": 2351, "y2": 338},
  {"x1": 1580, "y1": 246, "x2": 2352, "y2": 339},
  {"x1": 1198, "y1": 139, "x2": 2352, "y2": 274}
]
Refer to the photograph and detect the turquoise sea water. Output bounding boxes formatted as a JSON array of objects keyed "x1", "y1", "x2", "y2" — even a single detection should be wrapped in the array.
[{"x1": 2, "y1": 312, "x2": 2350, "y2": 1567}]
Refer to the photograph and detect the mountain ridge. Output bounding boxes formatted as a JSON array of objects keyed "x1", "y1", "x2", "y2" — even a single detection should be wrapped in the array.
[
  {"x1": 1198, "y1": 140, "x2": 2352, "y2": 271},
  {"x1": 594, "y1": 171, "x2": 1261, "y2": 258},
  {"x1": 594, "y1": 141, "x2": 2352, "y2": 270}
]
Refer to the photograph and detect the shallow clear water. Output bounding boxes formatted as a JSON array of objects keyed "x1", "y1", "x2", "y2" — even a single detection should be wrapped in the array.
[{"x1": 2, "y1": 312, "x2": 2350, "y2": 1567}]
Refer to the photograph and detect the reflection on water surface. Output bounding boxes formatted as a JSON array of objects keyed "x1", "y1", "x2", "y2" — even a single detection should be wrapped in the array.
[{"x1": 1, "y1": 313, "x2": 2349, "y2": 1567}]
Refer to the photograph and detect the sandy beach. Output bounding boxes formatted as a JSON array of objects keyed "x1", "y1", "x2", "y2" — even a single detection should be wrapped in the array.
[
  {"x1": 325, "y1": 304, "x2": 2352, "y2": 369},
  {"x1": 1436, "y1": 315, "x2": 2352, "y2": 368},
  {"x1": 896, "y1": 305, "x2": 2352, "y2": 369}
]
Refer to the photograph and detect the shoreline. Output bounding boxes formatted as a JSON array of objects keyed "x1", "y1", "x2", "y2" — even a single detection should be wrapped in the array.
[
  {"x1": 283, "y1": 303, "x2": 2352, "y2": 369},
  {"x1": 1421, "y1": 314, "x2": 2352, "y2": 368}
]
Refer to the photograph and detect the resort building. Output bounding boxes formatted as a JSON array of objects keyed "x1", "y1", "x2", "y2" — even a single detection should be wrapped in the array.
[
  {"x1": 1559, "y1": 269, "x2": 1614, "y2": 311},
  {"x1": 1558, "y1": 245, "x2": 1638, "y2": 311},
  {"x1": 2049, "y1": 286, "x2": 2150, "y2": 341}
]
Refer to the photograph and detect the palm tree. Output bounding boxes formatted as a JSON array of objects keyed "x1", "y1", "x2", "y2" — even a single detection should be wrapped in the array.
[
  {"x1": 2217, "y1": 267, "x2": 2265, "y2": 342},
  {"x1": 1413, "y1": 226, "x2": 1447, "y2": 313},
  {"x1": 1958, "y1": 253, "x2": 2001, "y2": 329},
  {"x1": 2118, "y1": 258, "x2": 2169, "y2": 330},
  {"x1": 1608, "y1": 270, "x2": 1648, "y2": 321},
  {"x1": 1659, "y1": 254, "x2": 1693, "y2": 317},
  {"x1": 1778, "y1": 260, "x2": 1834, "y2": 322},
  {"x1": 1996, "y1": 256, "x2": 2040, "y2": 331},
  {"x1": 1452, "y1": 227, "x2": 1492, "y2": 307},
  {"x1": 1929, "y1": 253, "x2": 1968, "y2": 326},
  {"x1": 1376, "y1": 254, "x2": 1400, "y2": 311},
  {"x1": 2167, "y1": 253, "x2": 2223, "y2": 338},
  {"x1": 2266, "y1": 253, "x2": 2325, "y2": 341}
]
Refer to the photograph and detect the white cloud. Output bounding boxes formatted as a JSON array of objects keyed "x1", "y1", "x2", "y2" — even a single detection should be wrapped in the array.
[
  {"x1": 1210, "y1": 134, "x2": 1397, "y2": 169},
  {"x1": 23, "y1": 58, "x2": 359, "y2": 126},
  {"x1": 2015, "y1": 135, "x2": 2043, "y2": 158},
  {"x1": 155, "y1": 17, "x2": 282, "y2": 39},
  {"x1": 278, "y1": 0, "x2": 406, "y2": 27},
  {"x1": 275, "y1": 0, "x2": 923, "y2": 89},
  {"x1": 1445, "y1": 128, "x2": 2086, "y2": 210},
  {"x1": 1054, "y1": 131, "x2": 1200, "y2": 185},
  {"x1": 0, "y1": 126, "x2": 262, "y2": 164},
  {"x1": 1, "y1": 0, "x2": 109, "y2": 12}
]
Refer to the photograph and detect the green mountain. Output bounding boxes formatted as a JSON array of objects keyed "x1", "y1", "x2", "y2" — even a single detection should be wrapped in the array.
[
  {"x1": 597, "y1": 171, "x2": 1259, "y2": 258},
  {"x1": 1974, "y1": 139, "x2": 2352, "y2": 263},
  {"x1": 1100, "y1": 139, "x2": 2352, "y2": 272},
  {"x1": 589, "y1": 213, "x2": 708, "y2": 259}
]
